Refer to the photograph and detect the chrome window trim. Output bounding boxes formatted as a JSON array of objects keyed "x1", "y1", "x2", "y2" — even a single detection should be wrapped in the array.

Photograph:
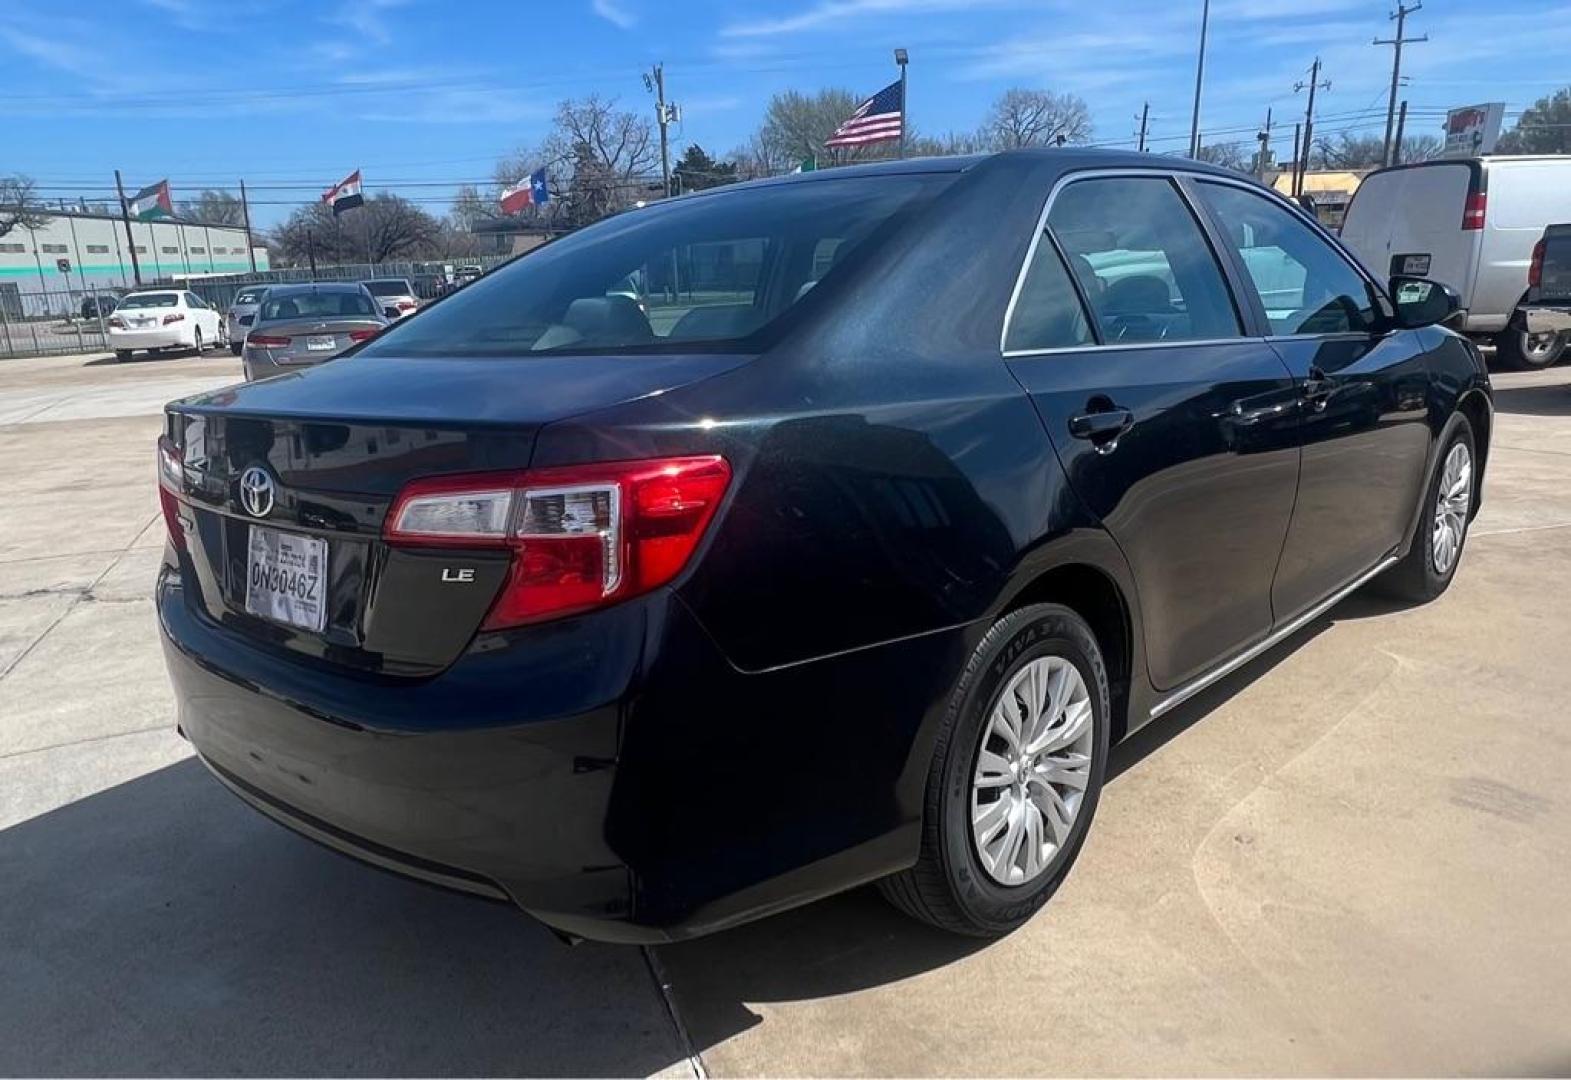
[
  {"x1": 1002, "y1": 336, "x2": 1263, "y2": 360},
  {"x1": 1000, "y1": 167, "x2": 1260, "y2": 356}
]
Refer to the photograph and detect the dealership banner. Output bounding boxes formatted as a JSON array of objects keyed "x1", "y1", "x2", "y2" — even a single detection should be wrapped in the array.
[{"x1": 1443, "y1": 103, "x2": 1506, "y2": 157}]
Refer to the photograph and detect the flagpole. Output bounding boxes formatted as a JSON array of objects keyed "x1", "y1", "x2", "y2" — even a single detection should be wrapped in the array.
[
  {"x1": 894, "y1": 48, "x2": 909, "y2": 159},
  {"x1": 114, "y1": 170, "x2": 142, "y2": 286}
]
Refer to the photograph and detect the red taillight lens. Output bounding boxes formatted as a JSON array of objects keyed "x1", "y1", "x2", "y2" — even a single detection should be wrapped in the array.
[
  {"x1": 107, "y1": 315, "x2": 125, "y2": 329},
  {"x1": 246, "y1": 333, "x2": 290, "y2": 347},
  {"x1": 162, "y1": 312, "x2": 185, "y2": 325},
  {"x1": 1529, "y1": 238, "x2": 1546, "y2": 288},
  {"x1": 396, "y1": 300, "x2": 418, "y2": 311},
  {"x1": 348, "y1": 328, "x2": 380, "y2": 342},
  {"x1": 384, "y1": 455, "x2": 732, "y2": 628},
  {"x1": 156, "y1": 435, "x2": 188, "y2": 552},
  {"x1": 1462, "y1": 191, "x2": 1487, "y2": 230}
]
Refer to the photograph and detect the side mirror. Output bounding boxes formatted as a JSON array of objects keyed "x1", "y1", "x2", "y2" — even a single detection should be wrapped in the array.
[{"x1": 1389, "y1": 275, "x2": 1461, "y2": 329}]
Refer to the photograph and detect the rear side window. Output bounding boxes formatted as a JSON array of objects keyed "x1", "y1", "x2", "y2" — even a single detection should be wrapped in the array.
[
  {"x1": 1005, "y1": 235, "x2": 1093, "y2": 352},
  {"x1": 365, "y1": 280, "x2": 413, "y2": 297},
  {"x1": 261, "y1": 292, "x2": 377, "y2": 320},
  {"x1": 1047, "y1": 177, "x2": 1240, "y2": 344},
  {"x1": 1195, "y1": 181, "x2": 1377, "y2": 335},
  {"x1": 234, "y1": 290, "x2": 262, "y2": 304},
  {"x1": 360, "y1": 174, "x2": 949, "y2": 357}
]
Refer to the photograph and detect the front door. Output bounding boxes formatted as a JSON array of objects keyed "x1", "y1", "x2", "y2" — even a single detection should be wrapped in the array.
[
  {"x1": 1190, "y1": 180, "x2": 1434, "y2": 621},
  {"x1": 1004, "y1": 174, "x2": 1301, "y2": 692}
]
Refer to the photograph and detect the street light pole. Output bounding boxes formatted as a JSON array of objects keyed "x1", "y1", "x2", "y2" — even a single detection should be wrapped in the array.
[
  {"x1": 895, "y1": 48, "x2": 909, "y2": 159},
  {"x1": 1187, "y1": 0, "x2": 1210, "y2": 158}
]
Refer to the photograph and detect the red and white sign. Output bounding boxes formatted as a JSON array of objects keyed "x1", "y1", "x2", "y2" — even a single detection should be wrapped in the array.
[{"x1": 1443, "y1": 104, "x2": 1505, "y2": 158}]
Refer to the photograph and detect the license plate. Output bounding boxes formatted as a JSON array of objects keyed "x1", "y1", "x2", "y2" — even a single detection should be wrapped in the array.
[
  {"x1": 1398, "y1": 253, "x2": 1431, "y2": 276},
  {"x1": 306, "y1": 335, "x2": 337, "y2": 351},
  {"x1": 245, "y1": 526, "x2": 327, "y2": 632}
]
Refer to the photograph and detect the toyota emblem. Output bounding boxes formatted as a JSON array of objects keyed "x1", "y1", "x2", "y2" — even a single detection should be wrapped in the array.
[{"x1": 239, "y1": 466, "x2": 276, "y2": 518}]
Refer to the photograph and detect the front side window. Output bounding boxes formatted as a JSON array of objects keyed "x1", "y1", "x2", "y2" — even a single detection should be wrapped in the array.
[
  {"x1": 1194, "y1": 181, "x2": 1377, "y2": 335},
  {"x1": 1047, "y1": 176, "x2": 1241, "y2": 345},
  {"x1": 360, "y1": 174, "x2": 949, "y2": 358}
]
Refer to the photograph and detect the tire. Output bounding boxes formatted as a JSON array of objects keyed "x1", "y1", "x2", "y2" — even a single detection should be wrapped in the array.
[
  {"x1": 114, "y1": 350, "x2": 132, "y2": 362},
  {"x1": 1494, "y1": 326, "x2": 1565, "y2": 370},
  {"x1": 229, "y1": 342, "x2": 242, "y2": 356},
  {"x1": 1377, "y1": 416, "x2": 1476, "y2": 603},
  {"x1": 878, "y1": 603, "x2": 1111, "y2": 937},
  {"x1": 192, "y1": 328, "x2": 204, "y2": 355}
]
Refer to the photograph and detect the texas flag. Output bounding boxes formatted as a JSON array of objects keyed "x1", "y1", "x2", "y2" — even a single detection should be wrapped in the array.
[
  {"x1": 322, "y1": 169, "x2": 364, "y2": 216},
  {"x1": 499, "y1": 168, "x2": 549, "y2": 215}
]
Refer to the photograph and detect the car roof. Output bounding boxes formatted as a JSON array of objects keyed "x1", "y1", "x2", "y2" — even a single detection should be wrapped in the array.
[{"x1": 261, "y1": 282, "x2": 368, "y2": 296}]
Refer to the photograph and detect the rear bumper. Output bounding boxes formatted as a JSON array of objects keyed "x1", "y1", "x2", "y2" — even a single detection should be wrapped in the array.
[
  {"x1": 158, "y1": 559, "x2": 965, "y2": 942},
  {"x1": 111, "y1": 327, "x2": 189, "y2": 350},
  {"x1": 242, "y1": 353, "x2": 326, "y2": 381},
  {"x1": 1523, "y1": 305, "x2": 1571, "y2": 335}
]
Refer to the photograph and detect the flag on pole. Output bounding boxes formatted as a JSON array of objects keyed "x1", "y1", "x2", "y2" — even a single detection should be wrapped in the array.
[
  {"x1": 499, "y1": 167, "x2": 550, "y2": 214},
  {"x1": 825, "y1": 80, "x2": 904, "y2": 148},
  {"x1": 322, "y1": 169, "x2": 364, "y2": 215},
  {"x1": 127, "y1": 180, "x2": 173, "y2": 221}
]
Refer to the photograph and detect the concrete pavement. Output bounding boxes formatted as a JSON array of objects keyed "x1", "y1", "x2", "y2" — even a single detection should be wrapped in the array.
[{"x1": 2, "y1": 350, "x2": 1569, "y2": 1076}]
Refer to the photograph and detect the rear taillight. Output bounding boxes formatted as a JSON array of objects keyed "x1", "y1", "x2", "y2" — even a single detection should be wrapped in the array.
[
  {"x1": 107, "y1": 316, "x2": 125, "y2": 329},
  {"x1": 396, "y1": 299, "x2": 417, "y2": 311},
  {"x1": 163, "y1": 312, "x2": 185, "y2": 325},
  {"x1": 246, "y1": 333, "x2": 290, "y2": 347},
  {"x1": 156, "y1": 435, "x2": 188, "y2": 552},
  {"x1": 1529, "y1": 238, "x2": 1546, "y2": 288},
  {"x1": 384, "y1": 455, "x2": 732, "y2": 628},
  {"x1": 348, "y1": 328, "x2": 380, "y2": 342},
  {"x1": 1462, "y1": 191, "x2": 1487, "y2": 230}
]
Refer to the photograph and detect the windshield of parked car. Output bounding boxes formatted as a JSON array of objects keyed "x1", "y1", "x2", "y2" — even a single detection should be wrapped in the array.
[
  {"x1": 259, "y1": 292, "x2": 378, "y2": 320},
  {"x1": 364, "y1": 280, "x2": 412, "y2": 296},
  {"x1": 119, "y1": 293, "x2": 179, "y2": 309},
  {"x1": 234, "y1": 289, "x2": 263, "y2": 304},
  {"x1": 359, "y1": 174, "x2": 951, "y2": 357}
]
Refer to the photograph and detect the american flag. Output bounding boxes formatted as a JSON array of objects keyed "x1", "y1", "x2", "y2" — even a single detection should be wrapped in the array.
[{"x1": 825, "y1": 79, "x2": 904, "y2": 148}]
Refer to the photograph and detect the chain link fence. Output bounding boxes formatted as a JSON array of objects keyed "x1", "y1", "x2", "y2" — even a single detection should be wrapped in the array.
[{"x1": 0, "y1": 256, "x2": 517, "y2": 360}]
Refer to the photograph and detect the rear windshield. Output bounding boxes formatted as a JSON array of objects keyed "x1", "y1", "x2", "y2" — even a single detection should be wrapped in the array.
[
  {"x1": 234, "y1": 289, "x2": 263, "y2": 304},
  {"x1": 119, "y1": 292, "x2": 179, "y2": 309},
  {"x1": 260, "y1": 292, "x2": 378, "y2": 320},
  {"x1": 360, "y1": 174, "x2": 950, "y2": 357},
  {"x1": 364, "y1": 280, "x2": 412, "y2": 296}
]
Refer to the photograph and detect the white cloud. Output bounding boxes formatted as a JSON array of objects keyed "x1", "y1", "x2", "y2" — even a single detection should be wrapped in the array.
[
  {"x1": 722, "y1": 0, "x2": 1003, "y2": 38},
  {"x1": 326, "y1": 0, "x2": 413, "y2": 46},
  {"x1": 592, "y1": 0, "x2": 638, "y2": 29}
]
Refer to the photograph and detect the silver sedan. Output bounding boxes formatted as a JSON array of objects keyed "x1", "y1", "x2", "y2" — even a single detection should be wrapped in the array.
[{"x1": 241, "y1": 283, "x2": 388, "y2": 381}]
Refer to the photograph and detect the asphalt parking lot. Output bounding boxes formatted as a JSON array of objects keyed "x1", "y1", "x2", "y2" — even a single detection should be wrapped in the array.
[{"x1": 2, "y1": 349, "x2": 1569, "y2": 1077}]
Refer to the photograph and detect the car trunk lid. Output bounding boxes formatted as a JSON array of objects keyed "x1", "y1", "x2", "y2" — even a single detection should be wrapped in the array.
[{"x1": 163, "y1": 350, "x2": 752, "y2": 676}]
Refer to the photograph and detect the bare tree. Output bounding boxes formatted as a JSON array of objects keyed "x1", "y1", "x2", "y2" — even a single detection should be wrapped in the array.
[
  {"x1": 1309, "y1": 132, "x2": 1440, "y2": 169},
  {"x1": 1194, "y1": 141, "x2": 1250, "y2": 172},
  {"x1": 496, "y1": 95, "x2": 657, "y2": 228},
  {"x1": 179, "y1": 189, "x2": 245, "y2": 226},
  {"x1": 978, "y1": 89, "x2": 1092, "y2": 150},
  {"x1": 0, "y1": 175, "x2": 50, "y2": 240},
  {"x1": 752, "y1": 88, "x2": 898, "y2": 168},
  {"x1": 271, "y1": 194, "x2": 442, "y2": 264},
  {"x1": 449, "y1": 184, "x2": 492, "y2": 232}
]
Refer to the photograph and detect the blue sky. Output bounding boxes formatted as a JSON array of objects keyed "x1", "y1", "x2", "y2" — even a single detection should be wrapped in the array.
[{"x1": 3, "y1": 0, "x2": 1565, "y2": 227}]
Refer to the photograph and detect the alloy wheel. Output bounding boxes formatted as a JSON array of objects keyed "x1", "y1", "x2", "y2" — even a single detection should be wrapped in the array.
[
  {"x1": 1524, "y1": 331, "x2": 1559, "y2": 362},
  {"x1": 970, "y1": 656, "x2": 1094, "y2": 886},
  {"x1": 1431, "y1": 441, "x2": 1472, "y2": 575}
]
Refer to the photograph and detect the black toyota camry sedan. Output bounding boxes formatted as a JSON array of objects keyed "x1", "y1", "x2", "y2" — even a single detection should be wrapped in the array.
[{"x1": 157, "y1": 150, "x2": 1491, "y2": 943}]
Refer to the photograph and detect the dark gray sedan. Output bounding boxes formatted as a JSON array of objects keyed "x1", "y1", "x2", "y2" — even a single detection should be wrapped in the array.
[{"x1": 241, "y1": 283, "x2": 388, "y2": 381}]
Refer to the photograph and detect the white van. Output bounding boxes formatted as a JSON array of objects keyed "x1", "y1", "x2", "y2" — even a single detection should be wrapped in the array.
[{"x1": 1341, "y1": 156, "x2": 1571, "y2": 368}]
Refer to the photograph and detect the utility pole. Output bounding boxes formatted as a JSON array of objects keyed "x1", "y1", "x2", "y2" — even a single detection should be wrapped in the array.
[
  {"x1": 1376, "y1": 2, "x2": 1427, "y2": 167},
  {"x1": 1290, "y1": 122, "x2": 1303, "y2": 197},
  {"x1": 1294, "y1": 58, "x2": 1331, "y2": 195},
  {"x1": 1256, "y1": 107, "x2": 1273, "y2": 181},
  {"x1": 239, "y1": 179, "x2": 257, "y2": 273},
  {"x1": 114, "y1": 169, "x2": 142, "y2": 286},
  {"x1": 645, "y1": 63, "x2": 678, "y2": 198},
  {"x1": 1393, "y1": 100, "x2": 1410, "y2": 165},
  {"x1": 1188, "y1": 0, "x2": 1211, "y2": 157},
  {"x1": 1136, "y1": 102, "x2": 1150, "y2": 152},
  {"x1": 895, "y1": 48, "x2": 909, "y2": 159}
]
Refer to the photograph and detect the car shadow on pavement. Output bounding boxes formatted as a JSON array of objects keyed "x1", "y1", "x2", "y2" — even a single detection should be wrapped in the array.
[
  {"x1": 0, "y1": 757, "x2": 708, "y2": 1078},
  {"x1": 83, "y1": 349, "x2": 205, "y2": 367},
  {"x1": 1490, "y1": 379, "x2": 1571, "y2": 417}
]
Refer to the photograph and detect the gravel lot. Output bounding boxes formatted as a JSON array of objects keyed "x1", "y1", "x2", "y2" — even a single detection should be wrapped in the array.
[{"x1": 2, "y1": 349, "x2": 1569, "y2": 1077}]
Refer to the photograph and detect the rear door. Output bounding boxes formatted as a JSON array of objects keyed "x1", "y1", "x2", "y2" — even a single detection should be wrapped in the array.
[
  {"x1": 1004, "y1": 172, "x2": 1302, "y2": 692},
  {"x1": 1192, "y1": 178, "x2": 1433, "y2": 622},
  {"x1": 1341, "y1": 162, "x2": 1480, "y2": 301}
]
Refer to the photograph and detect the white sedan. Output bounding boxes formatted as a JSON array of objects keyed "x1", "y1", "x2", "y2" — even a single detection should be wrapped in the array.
[{"x1": 107, "y1": 290, "x2": 223, "y2": 361}]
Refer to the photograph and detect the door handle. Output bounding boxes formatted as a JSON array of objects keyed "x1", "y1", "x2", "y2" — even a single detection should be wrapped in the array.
[
  {"x1": 1302, "y1": 366, "x2": 1336, "y2": 410},
  {"x1": 1068, "y1": 407, "x2": 1135, "y2": 451}
]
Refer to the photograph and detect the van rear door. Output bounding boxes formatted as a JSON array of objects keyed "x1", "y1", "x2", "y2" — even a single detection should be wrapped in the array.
[{"x1": 1342, "y1": 161, "x2": 1480, "y2": 304}]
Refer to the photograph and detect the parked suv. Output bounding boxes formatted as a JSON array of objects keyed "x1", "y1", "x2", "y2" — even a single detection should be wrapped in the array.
[{"x1": 157, "y1": 152, "x2": 1492, "y2": 943}]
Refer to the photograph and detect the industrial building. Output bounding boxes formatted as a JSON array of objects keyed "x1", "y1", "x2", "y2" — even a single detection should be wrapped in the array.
[{"x1": 0, "y1": 209, "x2": 268, "y2": 309}]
